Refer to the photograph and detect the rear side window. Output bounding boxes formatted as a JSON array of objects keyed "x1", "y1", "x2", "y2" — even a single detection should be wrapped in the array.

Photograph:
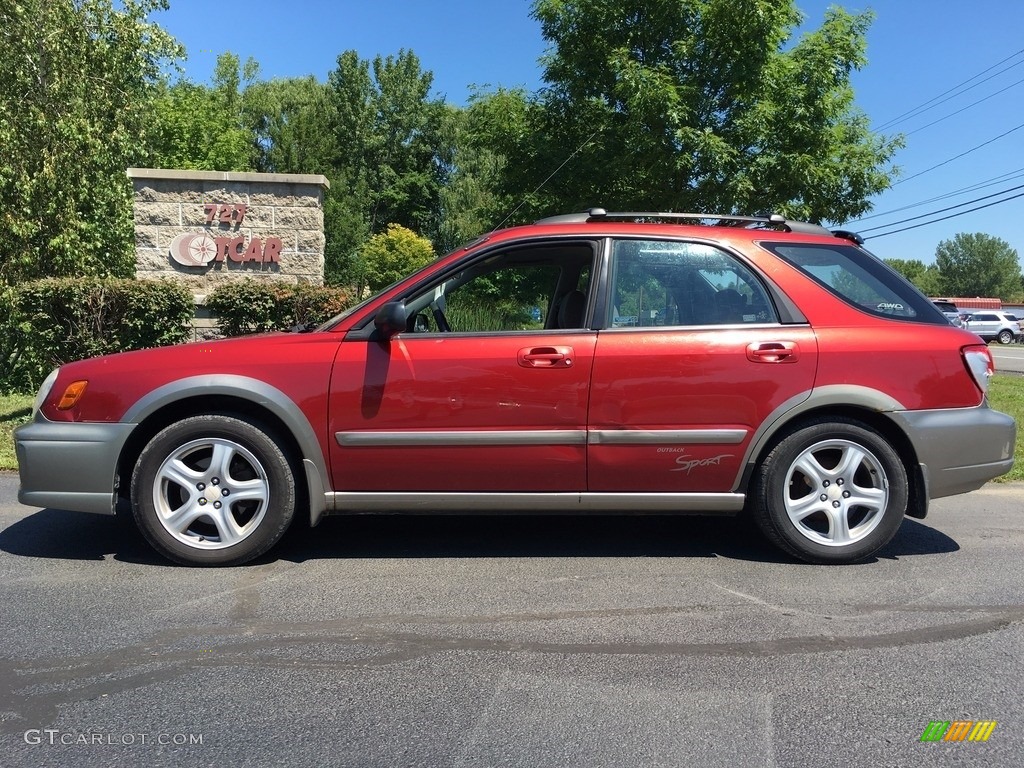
[
  {"x1": 608, "y1": 239, "x2": 778, "y2": 327},
  {"x1": 762, "y1": 242, "x2": 947, "y2": 324}
]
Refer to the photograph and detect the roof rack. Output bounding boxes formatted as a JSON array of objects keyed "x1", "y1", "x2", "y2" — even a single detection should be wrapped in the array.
[{"x1": 534, "y1": 207, "x2": 838, "y2": 238}]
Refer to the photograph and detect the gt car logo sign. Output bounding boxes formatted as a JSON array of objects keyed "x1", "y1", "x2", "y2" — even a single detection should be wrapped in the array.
[
  {"x1": 169, "y1": 233, "x2": 283, "y2": 267},
  {"x1": 169, "y1": 233, "x2": 219, "y2": 266}
]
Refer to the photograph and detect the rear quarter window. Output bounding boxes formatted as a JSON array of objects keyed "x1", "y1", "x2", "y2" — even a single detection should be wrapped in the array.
[{"x1": 760, "y1": 242, "x2": 947, "y2": 325}]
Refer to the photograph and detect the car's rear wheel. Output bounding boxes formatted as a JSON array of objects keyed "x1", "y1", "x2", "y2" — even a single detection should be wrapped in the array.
[
  {"x1": 130, "y1": 414, "x2": 297, "y2": 566},
  {"x1": 750, "y1": 418, "x2": 907, "y2": 564},
  {"x1": 997, "y1": 329, "x2": 1014, "y2": 344}
]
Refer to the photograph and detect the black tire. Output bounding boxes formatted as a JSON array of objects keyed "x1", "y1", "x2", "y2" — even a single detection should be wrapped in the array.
[
  {"x1": 130, "y1": 414, "x2": 297, "y2": 566},
  {"x1": 749, "y1": 417, "x2": 908, "y2": 564},
  {"x1": 997, "y1": 329, "x2": 1014, "y2": 345}
]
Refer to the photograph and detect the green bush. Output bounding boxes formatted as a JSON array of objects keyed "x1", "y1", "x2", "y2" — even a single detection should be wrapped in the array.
[
  {"x1": 361, "y1": 224, "x2": 436, "y2": 292},
  {"x1": 206, "y1": 280, "x2": 353, "y2": 337},
  {"x1": 0, "y1": 278, "x2": 194, "y2": 394}
]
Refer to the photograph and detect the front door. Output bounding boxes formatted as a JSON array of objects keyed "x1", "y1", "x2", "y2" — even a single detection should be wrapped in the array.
[{"x1": 328, "y1": 240, "x2": 598, "y2": 493}]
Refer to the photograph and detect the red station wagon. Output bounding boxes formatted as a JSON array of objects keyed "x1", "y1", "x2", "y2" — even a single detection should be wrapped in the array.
[{"x1": 15, "y1": 210, "x2": 1016, "y2": 565}]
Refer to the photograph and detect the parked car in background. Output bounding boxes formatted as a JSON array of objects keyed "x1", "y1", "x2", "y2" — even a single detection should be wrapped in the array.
[
  {"x1": 931, "y1": 300, "x2": 963, "y2": 328},
  {"x1": 14, "y1": 210, "x2": 1017, "y2": 567},
  {"x1": 960, "y1": 310, "x2": 1022, "y2": 344}
]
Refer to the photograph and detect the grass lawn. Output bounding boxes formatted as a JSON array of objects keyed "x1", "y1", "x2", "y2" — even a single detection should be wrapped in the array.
[
  {"x1": 0, "y1": 392, "x2": 33, "y2": 471},
  {"x1": 1, "y1": 375, "x2": 1023, "y2": 478}
]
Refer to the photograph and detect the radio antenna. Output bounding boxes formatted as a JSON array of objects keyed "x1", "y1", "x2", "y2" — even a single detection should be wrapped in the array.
[{"x1": 491, "y1": 127, "x2": 602, "y2": 232}]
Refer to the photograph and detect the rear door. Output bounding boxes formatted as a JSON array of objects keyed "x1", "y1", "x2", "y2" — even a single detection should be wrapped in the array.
[{"x1": 588, "y1": 238, "x2": 818, "y2": 493}]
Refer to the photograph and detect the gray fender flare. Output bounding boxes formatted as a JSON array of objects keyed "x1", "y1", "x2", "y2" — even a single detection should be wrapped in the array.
[
  {"x1": 123, "y1": 375, "x2": 332, "y2": 525},
  {"x1": 735, "y1": 385, "x2": 906, "y2": 491}
]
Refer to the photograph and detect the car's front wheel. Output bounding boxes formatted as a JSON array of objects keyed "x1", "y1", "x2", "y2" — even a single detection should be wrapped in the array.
[
  {"x1": 750, "y1": 418, "x2": 907, "y2": 564},
  {"x1": 130, "y1": 414, "x2": 297, "y2": 566}
]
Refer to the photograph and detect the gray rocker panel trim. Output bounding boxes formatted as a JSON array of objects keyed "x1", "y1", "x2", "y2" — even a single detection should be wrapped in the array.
[{"x1": 327, "y1": 492, "x2": 745, "y2": 514}]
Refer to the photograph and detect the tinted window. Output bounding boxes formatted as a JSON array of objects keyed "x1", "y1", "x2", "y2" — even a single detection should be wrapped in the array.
[
  {"x1": 762, "y1": 242, "x2": 946, "y2": 324},
  {"x1": 608, "y1": 239, "x2": 778, "y2": 327}
]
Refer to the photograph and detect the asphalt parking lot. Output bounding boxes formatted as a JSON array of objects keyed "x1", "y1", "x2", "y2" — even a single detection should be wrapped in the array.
[
  {"x1": 989, "y1": 343, "x2": 1024, "y2": 374},
  {"x1": 1, "y1": 473, "x2": 1022, "y2": 767}
]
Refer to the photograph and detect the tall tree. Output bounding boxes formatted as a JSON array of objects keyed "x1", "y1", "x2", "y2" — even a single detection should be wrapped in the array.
[
  {"x1": 149, "y1": 53, "x2": 258, "y2": 171},
  {"x1": 883, "y1": 257, "x2": 940, "y2": 295},
  {"x1": 244, "y1": 76, "x2": 335, "y2": 175},
  {"x1": 323, "y1": 49, "x2": 452, "y2": 285},
  {"x1": 434, "y1": 98, "x2": 510, "y2": 253},
  {"x1": 479, "y1": 0, "x2": 901, "y2": 223},
  {"x1": 934, "y1": 233, "x2": 1021, "y2": 299},
  {"x1": 0, "y1": 0, "x2": 181, "y2": 283}
]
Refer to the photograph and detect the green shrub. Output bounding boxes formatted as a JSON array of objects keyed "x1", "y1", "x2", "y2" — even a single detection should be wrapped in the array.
[
  {"x1": 361, "y1": 224, "x2": 436, "y2": 292},
  {"x1": 206, "y1": 280, "x2": 353, "y2": 337},
  {"x1": 1, "y1": 278, "x2": 194, "y2": 394}
]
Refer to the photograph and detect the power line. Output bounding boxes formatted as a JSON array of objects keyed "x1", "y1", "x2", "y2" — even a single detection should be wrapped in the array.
[
  {"x1": 857, "y1": 183, "x2": 1024, "y2": 234},
  {"x1": 874, "y1": 48, "x2": 1024, "y2": 132},
  {"x1": 865, "y1": 190, "x2": 1024, "y2": 240},
  {"x1": 903, "y1": 74, "x2": 1024, "y2": 137},
  {"x1": 892, "y1": 120, "x2": 1024, "y2": 186},
  {"x1": 848, "y1": 166, "x2": 1024, "y2": 223}
]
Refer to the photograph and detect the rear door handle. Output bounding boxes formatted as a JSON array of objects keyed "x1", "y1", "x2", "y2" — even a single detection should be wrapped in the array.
[
  {"x1": 518, "y1": 346, "x2": 574, "y2": 368},
  {"x1": 746, "y1": 341, "x2": 799, "y2": 363}
]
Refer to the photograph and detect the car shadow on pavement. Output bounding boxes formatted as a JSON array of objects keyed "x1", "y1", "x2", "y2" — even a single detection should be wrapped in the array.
[
  {"x1": 272, "y1": 513, "x2": 960, "y2": 565},
  {"x1": 0, "y1": 508, "x2": 167, "y2": 565},
  {"x1": 0, "y1": 508, "x2": 959, "y2": 566}
]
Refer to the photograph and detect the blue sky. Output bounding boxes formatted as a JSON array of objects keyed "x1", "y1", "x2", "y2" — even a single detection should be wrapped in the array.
[{"x1": 155, "y1": 0, "x2": 1024, "y2": 269}]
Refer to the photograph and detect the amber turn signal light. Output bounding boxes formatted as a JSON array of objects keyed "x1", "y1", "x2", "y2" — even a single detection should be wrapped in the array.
[{"x1": 56, "y1": 380, "x2": 88, "y2": 410}]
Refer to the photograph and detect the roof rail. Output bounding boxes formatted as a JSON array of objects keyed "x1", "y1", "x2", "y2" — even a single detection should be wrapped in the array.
[{"x1": 534, "y1": 207, "x2": 837, "y2": 237}]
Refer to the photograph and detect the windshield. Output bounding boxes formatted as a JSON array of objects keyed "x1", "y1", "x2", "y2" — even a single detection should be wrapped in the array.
[{"x1": 316, "y1": 236, "x2": 492, "y2": 331}]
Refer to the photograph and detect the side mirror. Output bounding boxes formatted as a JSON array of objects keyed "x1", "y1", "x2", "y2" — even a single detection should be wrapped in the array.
[{"x1": 374, "y1": 301, "x2": 408, "y2": 339}]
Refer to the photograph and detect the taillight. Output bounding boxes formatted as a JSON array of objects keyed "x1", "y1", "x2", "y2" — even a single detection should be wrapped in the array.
[{"x1": 963, "y1": 345, "x2": 994, "y2": 395}]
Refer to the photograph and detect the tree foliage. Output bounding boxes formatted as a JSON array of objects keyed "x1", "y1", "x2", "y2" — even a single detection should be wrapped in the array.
[
  {"x1": 360, "y1": 224, "x2": 436, "y2": 292},
  {"x1": 934, "y1": 233, "x2": 1021, "y2": 300},
  {"x1": 148, "y1": 53, "x2": 258, "y2": 171},
  {"x1": 245, "y1": 76, "x2": 335, "y2": 175},
  {"x1": 472, "y1": 0, "x2": 901, "y2": 224},
  {"x1": 320, "y1": 50, "x2": 453, "y2": 285},
  {"x1": 883, "y1": 257, "x2": 941, "y2": 296},
  {"x1": 0, "y1": 0, "x2": 181, "y2": 284},
  {"x1": 0, "y1": 0, "x2": 909, "y2": 303}
]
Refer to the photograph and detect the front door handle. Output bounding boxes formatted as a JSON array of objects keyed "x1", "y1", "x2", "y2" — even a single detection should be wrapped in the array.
[
  {"x1": 746, "y1": 341, "x2": 799, "y2": 363},
  {"x1": 518, "y1": 346, "x2": 574, "y2": 368}
]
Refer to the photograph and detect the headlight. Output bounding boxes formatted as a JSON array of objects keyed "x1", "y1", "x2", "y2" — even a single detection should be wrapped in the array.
[{"x1": 32, "y1": 369, "x2": 60, "y2": 418}]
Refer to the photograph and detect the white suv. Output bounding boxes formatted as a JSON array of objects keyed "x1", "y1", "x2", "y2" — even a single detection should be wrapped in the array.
[{"x1": 961, "y1": 310, "x2": 1021, "y2": 344}]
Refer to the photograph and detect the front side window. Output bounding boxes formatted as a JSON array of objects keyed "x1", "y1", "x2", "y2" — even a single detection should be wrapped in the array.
[
  {"x1": 762, "y1": 242, "x2": 946, "y2": 324},
  {"x1": 403, "y1": 242, "x2": 594, "y2": 334},
  {"x1": 608, "y1": 239, "x2": 778, "y2": 328}
]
